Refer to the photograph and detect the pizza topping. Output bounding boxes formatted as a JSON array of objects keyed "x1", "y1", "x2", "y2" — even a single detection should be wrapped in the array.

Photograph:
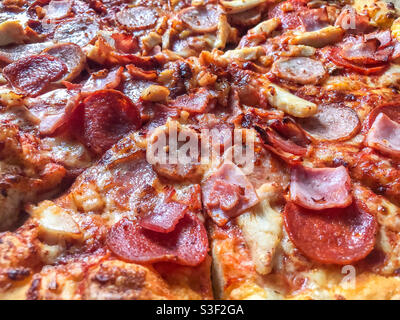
[
  {"x1": 268, "y1": 0, "x2": 307, "y2": 30},
  {"x1": 284, "y1": 200, "x2": 377, "y2": 265},
  {"x1": 299, "y1": 8, "x2": 330, "y2": 32},
  {"x1": 363, "y1": 102, "x2": 400, "y2": 131},
  {"x1": 3, "y1": 54, "x2": 67, "y2": 97},
  {"x1": 327, "y1": 47, "x2": 387, "y2": 75},
  {"x1": 139, "y1": 192, "x2": 188, "y2": 233},
  {"x1": 290, "y1": 165, "x2": 352, "y2": 210},
  {"x1": 53, "y1": 16, "x2": 99, "y2": 47},
  {"x1": 271, "y1": 57, "x2": 326, "y2": 85},
  {"x1": 42, "y1": 43, "x2": 86, "y2": 82},
  {"x1": 339, "y1": 33, "x2": 393, "y2": 65},
  {"x1": 81, "y1": 67, "x2": 124, "y2": 93},
  {"x1": 178, "y1": 5, "x2": 220, "y2": 33},
  {"x1": 365, "y1": 113, "x2": 400, "y2": 158},
  {"x1": 170, "y1": 88, "x2": 216, "y2": 114},
  {"x1": 335, "y1": 6, "x2": 374, "y2": 34},
  {"x1": 0, "y1": 42, "x2": 54, "y2": 64},
  {"x1": 73, "y1": 89, "x2": 141, "y2": 155},
  {"x1": 297, "y1": 103, "x2": 361, "y2": 141},
  {"x1": 26, "y1": 88, "x2": 77, "y2": 135},
  {"x1": 116, "y1": 6, "x2": 158, "y2": 31},
  {"x1": 256, "y1": 125, "x2": 308, "y2": 156},
  {"x1": 107, "y1": 214, "x2": 208, "y2": 266},
  {"x1": 202, "y1": 162, "x2": 259, "y2": 226},
  {"x1": 46, "y1": 0, "x2": 72, "y2": 20}
]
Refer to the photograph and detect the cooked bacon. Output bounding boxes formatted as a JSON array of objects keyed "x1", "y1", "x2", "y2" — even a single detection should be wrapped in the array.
[
  {"x1": 297, "y1": 103, "x2": 360, "y2": 142},
  {"x1": 3, "y1": 54, "x2": 67, "y2": 97},
  {"x1": 290, "y1": 165, "x2": 352, "y2": 210},
  {"x1": 42, "y1": 43, "x2": 86, "y2": 82},
  {"x1": 107, "y1": 213, "x2": 208, "y2": 266},
  {"x1": 46, "y1": 0, "x2": 72, "y2": 20},
  {"x1": 271, "y1": 57, "x2": 326, "y2": 85},
  {"x1": 365, "y1": 113, "x2": 400, "y2": 159},
  {"x1": 284, "y1": 200, "x2": 377, "y2": 265},
  {"x1": 116, "y1": 6, "x2": 158, "y2": 31},
  {"x1": 170, "y1": 88, "x2": 216, "y2": 114},
  {"x1": 202, "y1": 162, "x2": 259, "y2": 226},
  {"x1": 126, "y1": 64, "x2": 157, "y2": 81},
  {"x1": 254, "y1": 122, "x2": 307, "y2": 164},
  {"x1": 81, "y1": 67, "x2": 124, "y2": 93},
  {"x1": 71, "y1": 90, "x2": 141, "y2": 155},
  {"x1": 178, "y1": 5, "x2": 220, "y2": 33}
]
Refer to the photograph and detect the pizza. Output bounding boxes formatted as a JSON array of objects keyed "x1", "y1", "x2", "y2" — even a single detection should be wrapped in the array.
[{"x1": 0, "y1": 0, "x2": 400, "y2": 300}]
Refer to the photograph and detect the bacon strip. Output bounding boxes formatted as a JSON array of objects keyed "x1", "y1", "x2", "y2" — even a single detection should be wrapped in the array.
[{"x1": 290, "y1": 165, "x2": 352, "y2": 210}]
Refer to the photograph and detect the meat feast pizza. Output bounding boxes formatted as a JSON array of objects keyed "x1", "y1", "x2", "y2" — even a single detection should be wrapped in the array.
[{"x1": 0, "y1": 0, "x2": 400, "y2": 300}]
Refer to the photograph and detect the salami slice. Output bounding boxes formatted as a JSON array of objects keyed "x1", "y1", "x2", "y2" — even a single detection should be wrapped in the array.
[
  {"x1": 42, "y1": 43, "x2": 86, "y2": 82},
  {"x1": 116, "y1": 6, "x2": 158, "y2": 31},
  {"x1": 271, "y1": 57, "x2": 327, "y2": 85},
  {"x1": 3, "y1": 54, "x2": 67, "y2": 97},
  {"x1": 178, "y1": 5, "x2": 220, "y2": 33},
  {"x1": 284, "y1": 200, "x2": 377, "y2": 265},
  {"x1": 297, "y1": 103, "x2": 360, "y2": 141},
  {"x1": 107, "y1": 214, "x2": 208, "y2": 266},
  {"x1": 73, "y1": 89, "x2": 141, "y2": 155}
]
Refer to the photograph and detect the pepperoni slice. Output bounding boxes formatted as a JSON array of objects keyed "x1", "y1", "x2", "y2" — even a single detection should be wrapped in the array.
[
  {"x1": 73, "y1": 89, "x2": 141, "y2": 155},
  {"x1": 107, "y1": 214, "x2": 208, "y2": 266},
  {"x1": 116, "y1": 6, "x2": 158, "y2": 31},
  {"x1": 363, "y1": 102, "x2": 400, "y2": 131},
  {"x1": 283, "y1": 200, "x2": 377, "y2": 265},
  {"x1": 178, "y1": 5, "x2": 219, "y2": 33},
  {"x1": 271, "y1": 57, "x2": 327, "y2": 85},
  {"x1": 290, "y1": 165, "x2": 352, "y2": 210},
  {"x1": 42, "y1": 43, "x2": 86, "y2": 82},
  {"x1": 297, "y1": 103, "x2": 360, "y2": 141},
  {"x1": 3, "y1": 54, "x2": 67, "y2": 97}
]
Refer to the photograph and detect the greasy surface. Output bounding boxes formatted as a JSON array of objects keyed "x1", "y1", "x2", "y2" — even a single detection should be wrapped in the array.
[{"x1": 0, "y1": 0, "x2": 400, "y2": 301}]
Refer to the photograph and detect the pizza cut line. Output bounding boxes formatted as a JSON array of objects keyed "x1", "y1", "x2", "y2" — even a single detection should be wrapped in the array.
[{"x1": 0, "y1": 0, "x2": 400, "y2": 300}]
